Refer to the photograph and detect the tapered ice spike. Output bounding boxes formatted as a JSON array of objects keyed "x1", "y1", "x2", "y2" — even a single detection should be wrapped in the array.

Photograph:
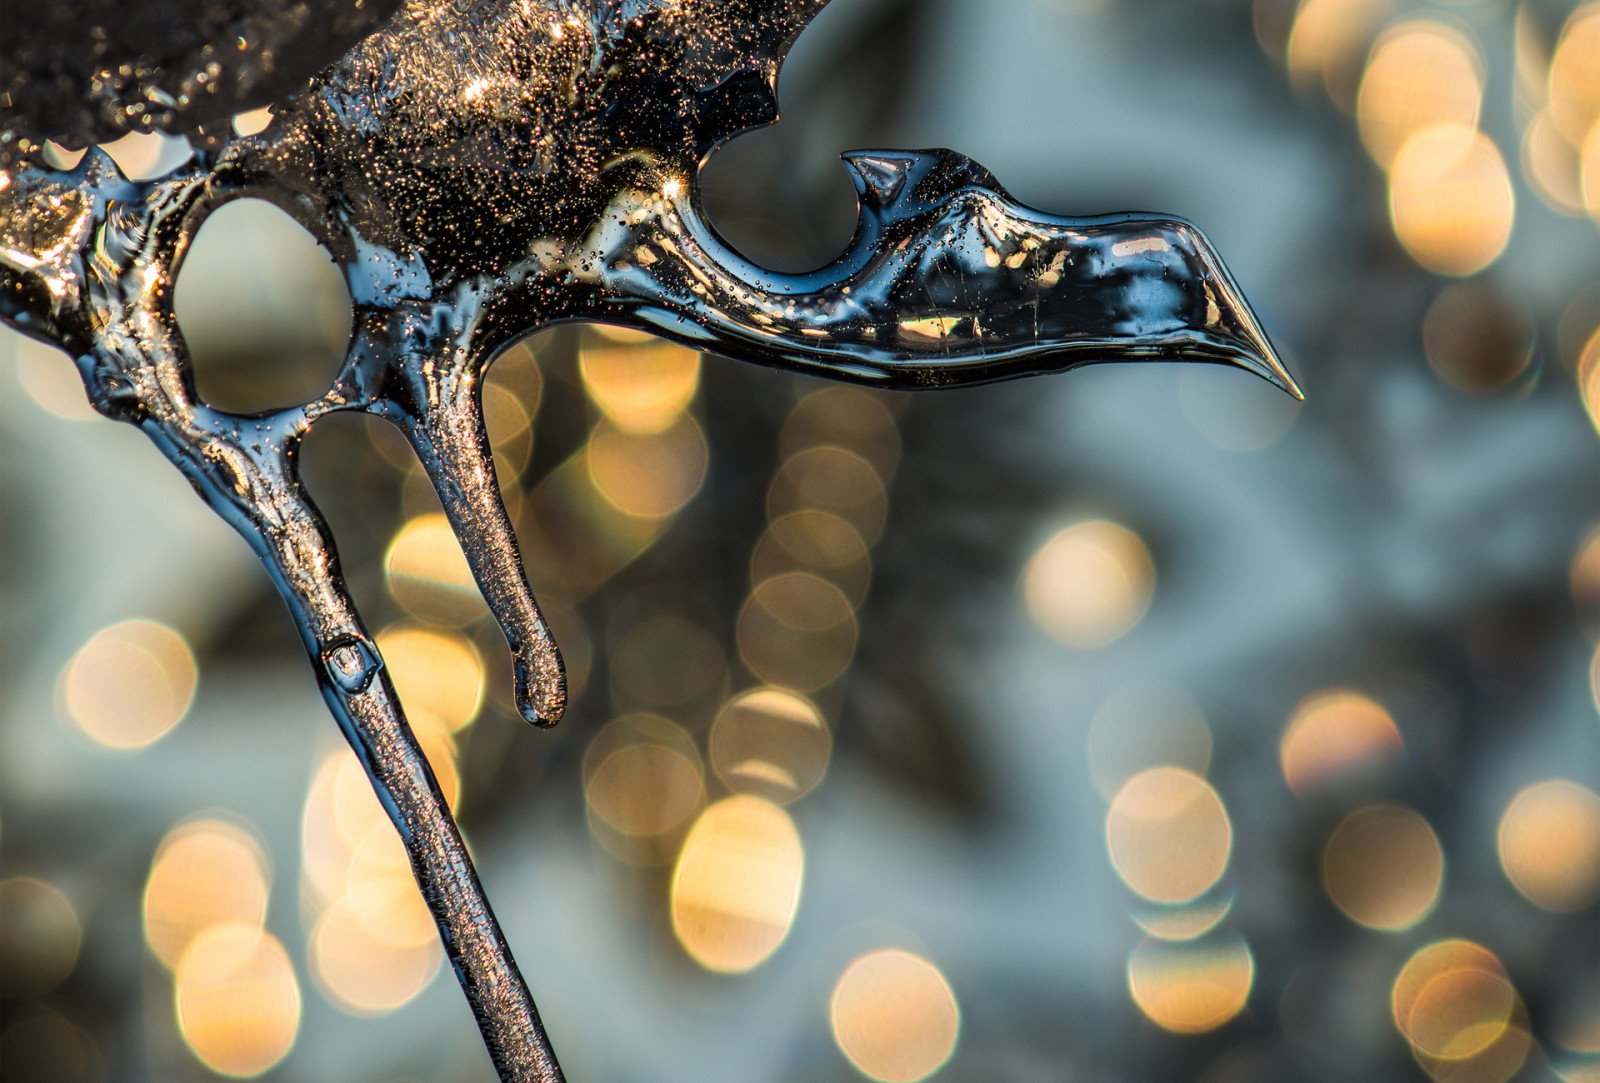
[{"x1": 400, "y1": 383, "x2": 567, "y2": 727}]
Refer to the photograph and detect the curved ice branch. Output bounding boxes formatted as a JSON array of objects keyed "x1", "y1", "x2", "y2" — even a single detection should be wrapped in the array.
[
  {"x1": 0, "y1": 153, "x2": 565, "y2": 1083},
  {"x1": 571, "y1": 150, "x2": 1300, "y2": 398}
]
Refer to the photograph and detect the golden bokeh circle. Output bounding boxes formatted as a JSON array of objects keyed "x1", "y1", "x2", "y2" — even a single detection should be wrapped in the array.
[
  {"x1": 1550, "y1": 5, "x2": 1600, "y2": 145},
  {"x1": 1572, "y1": 521, "x2": 1600, "y2": 632},
  {"x1": 1497, "y1": 779, "x2": 1600, "y2": 911},
  {"x1": 384, "y1": 513, "x2": 485, "y2": 626},
  {"x1": 780, "y1": 388, "x2": 901, "y2": 482},
  {"x1": 1287, "y1": 0, "x2": 1389, "y2": 100},
  {"x1": 346, "y1": 823, "x2": 437, "y2": 949},
  {"x1": 1388, "y1": 124, "x2": 1515, "y2": 277},
  {"x1": 1392, "y1": 941, "x2": 1516, "y2": 1059},
  {"x1": 0, "y1": 1007, "x2": 103, "y2": 1083},
  {"x1": 1106, "y1": 767, "x2": 1232, "y2": 905},
  {"x1": 767, "y1": 446, "x2": 889, "y2": 545},
  {"x1": 670, "y1": 795, "x2": 803, "y2": 973},
  {"x1": 1321, "y1": 804, "x2": 1444, "y2": 930},
  {"x1": 1022, "y1": 520, "x2": 1155, "y2": 649},
  {"x1": 709, "y1": 687, "x2": 831, "y2": 804},
  {"x1": 174, "y1": 924, "x2": 301, "y2": 1077},
  {"x1": 1126, "y1": 935, "x2": 1254, "y2": 1034},
  {"x1": 588, "y1": 743, "x2": 706, "y2": 837},
  {"x1": 830, "y1": 949, "x2": 960, "y2": 1083},
  {"x1": 1358, "y1": 20, "x2": 1482, "y2": 171},
  {"x1": 737, "y1": 573, "x2": 858, "y2": 691},
  {"x1": 1523, "y1": 110, "x2": 1585, "y2": 215},
  {"x1": 482, "y1": 381, "x2": 534, "y2": 482},
  {"x1": 144, "y1": 818, "x2": 271, "y2": 971},
  {"x1": 376, "y1": 625, "x2": 484, "y2": 733},
  {"x1": 1280, "y1": 688, "x2": 1404, "y2": 798},
  {"x1": 583, "y1": 714, "x2": 705, "y2": 864},
  {"x1": 751, "y1": 510, "x2": 873, "y2": 608},
  {"x1": 587, "y1": 414, "x2": 709, "y2": 519},
  {"x1": 61, "y1": 619, "x2": 197, "y2": 750},
  {"x1": 1581, "y1": 327, "x2": 1600, "y2": 436},
  {"x1": 310, "y1": 899, "x2": 442, "y2": 1016},
  {"x1": 578, "y1": 338, "x2": 700, "y2": 433}
]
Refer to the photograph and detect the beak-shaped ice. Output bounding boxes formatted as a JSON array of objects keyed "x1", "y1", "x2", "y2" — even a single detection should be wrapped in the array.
[{"x1": 605, "y1": 149, "x2": 1303, "y2": 399}]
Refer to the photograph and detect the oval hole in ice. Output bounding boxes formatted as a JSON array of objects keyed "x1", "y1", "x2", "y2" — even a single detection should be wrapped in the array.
[{"x1": 175, "y1": 199, "x2": 352, "y2": 414}]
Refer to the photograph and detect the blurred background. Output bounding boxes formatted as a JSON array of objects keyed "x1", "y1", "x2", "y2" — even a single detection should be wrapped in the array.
[{"x1": 2, "y1": 0, "x2": 1599, "y2": 1080}]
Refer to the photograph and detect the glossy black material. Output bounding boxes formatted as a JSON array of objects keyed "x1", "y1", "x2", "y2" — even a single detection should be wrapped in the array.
[
  {"x1": 0, "y1": 0, "x2": 403, "y2": 162},
  {"x1": 0, "y1": 1, "x2": 1298, "y2": 1079}
]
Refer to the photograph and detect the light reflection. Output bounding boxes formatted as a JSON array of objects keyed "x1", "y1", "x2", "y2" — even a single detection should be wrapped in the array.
[
  {"x1": 375, "y1": 625, "x2": 484, "y2": 733},
  {"x1": 1087, "y1": 682, "x2": 1212, "y2": 800},
  {"x1": 384, "y1": 513, "x2": 486, "y2": 626},
  {"x1": 1321, "y1": 805, "x2": 1443, "y2": 930},
  {"x1": 1585, "y1": 124, "x2": 1600, "y2": 222},
  {"x1": 1524, "y1": 110, "x2": 1586, "y2": 215},
  {"x1": 300, "y1": 745, "x2": 455, "y2": 1014},
  {"x1": 1358, "y1": 20, "x2": 1482, "y2": 171},
  {"x1": 1106, "y1": 767, "x2": 1232, "y2": 905},
  {"x1": 586, "y1": 415, "x2": 708, "y2": 519},
  {"x1": 1550, "y1": 6, "x2": 1600, "y2": 145},
  {"x1": 1392, "y1": 941, "x2": 1511, "y2": 1054},
  {"x1": 310, "y1": 899, "x2": 443, "y2": 1016},
  {"x1": 1131, "y1": 896, "x2": 1234, "y2": 942},
  {"x1": 829, "y1": 949, "x2": 960, "y2": 1083},
  {"x1": 233, "y1": 107, "x2": 274, "y2": 136},
  {"x1": 1582, "y1": 327, "x2": 1600, "y2": 434},
  {"x1": 1496, "y1": 779, "x2": 1600, "y2": 911},
  {"x1": 482, "y1": 382, "x2": 534, "y2": 484},
  {"x1": 751, "y1": 510, "x2": 873, "y2": 607},
  {"x1": 517, "y1": 443, "x2": 671, "y2": 601},
  {"x1": 1388, "y1": 124, "x2": 1515, "y2": 277},
  {"x1": 98, "y1": 131, "x2": 186, "y2": 181},
  {"x1": 174, "y1": 923, "x2": 301, "y2": 1077},
  {"x1": 736, "y1": 573, "x2": 858, "y2": 691},
  {"x1": 1579, "y1": 521, "x2": 1600, "y2": 634},
  {"x1": 1388, "y1": 123, "x2": 1510, "y2": 276},
  {"x1": 768, "y1": 446, "x2": 889, "y2": 545},
  {"x1": 709, "y1": 687, "x2": 831, "y2": 803},
  {"x1": 347, "y1": 824, "x2": 437, "y2": 948},
  {"x1": 144, "y1": 818, "x2": 271, "y2": 970},
  {"x1": 1280, "y1": 688, "x2": 1404, "y2": 798},
  {"x1": 1022, "y1": 520, "x2": 1155, "y2": 649},
  {"x1": 583, "y1": 714, "x2": 705, "y2": 864},
  {"x1": 1422, "y1": 282, "x2": 1535, "y2": 393},
  {"x1": 670, "y1": 795, "x2": 803, "y2": 973},
  {"x1": 60, "y1": 619, "x2": 197, "y2": 750},
  {"x1": 579, "y1": 337, "x2": 701, "y2": 433},
  {"x1": 1286, "y1": 0, "x2": 1389, "y2": 100},
  {"x1": 0, "y1": 878, "x2": 81, "y2": 998},
  {"x1": 780, "y1": 387, "x2": 901, "y2": 482},
  {"x1": 1126, "y1": 934, "x2": 1254, "y2": 1034}
]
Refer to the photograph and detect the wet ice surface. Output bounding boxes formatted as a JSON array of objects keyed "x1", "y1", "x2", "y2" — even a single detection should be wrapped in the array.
[
  {"x1": 0, "y1": 0, "x2": 1297, "y2": 1077},
  {"x1": 9, "y1": 0, "x2": 1594, "y2": 1080}
]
